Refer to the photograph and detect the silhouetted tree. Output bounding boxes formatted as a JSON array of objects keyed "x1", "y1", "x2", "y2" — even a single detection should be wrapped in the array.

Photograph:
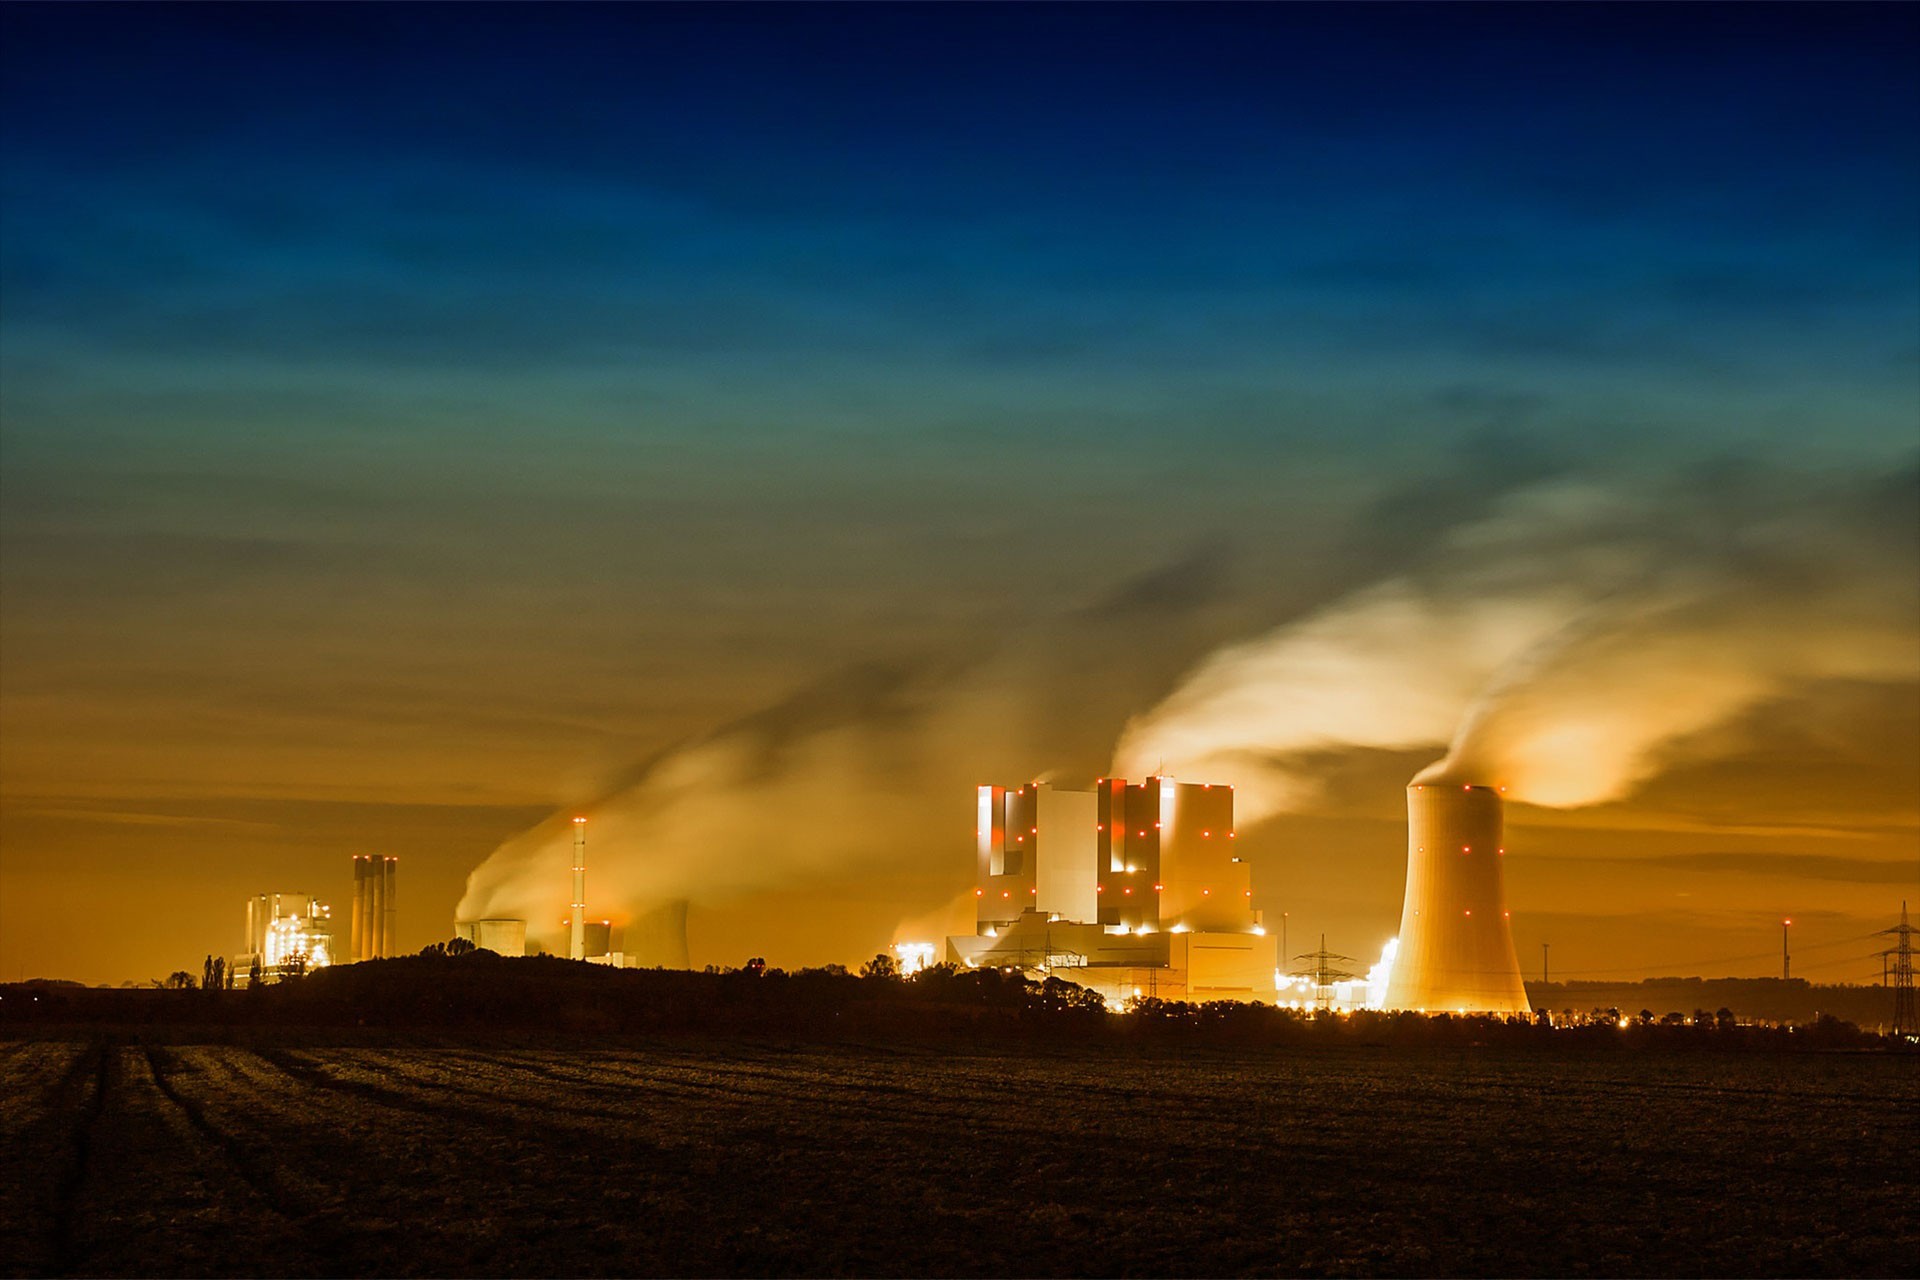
[
  {"x1": 446, "y1": 937, "x2": 477, "y2": 956},
  {"x1": 164, "y1": 970, "x2": 197, "y2": 990},
  {"x1": 860, "y1": 953, "x2": 899, "y2": 980},
  {"x1": 744, "y1": 957, "x2": 767, "y2": 976}
]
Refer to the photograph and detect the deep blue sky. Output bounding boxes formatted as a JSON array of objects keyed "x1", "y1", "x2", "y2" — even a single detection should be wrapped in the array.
[{"x1": 2, "y1": 3, "x2": 1916, "y2": 980}]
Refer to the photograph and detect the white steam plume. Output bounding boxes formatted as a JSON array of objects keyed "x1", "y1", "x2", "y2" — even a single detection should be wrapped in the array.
[
  {"x1": 1117, "y1": 463, "x2": 1919, "y2": 818},
  {"x1": 456, "y1": 556, "x2": 1238, "y2": 956}
]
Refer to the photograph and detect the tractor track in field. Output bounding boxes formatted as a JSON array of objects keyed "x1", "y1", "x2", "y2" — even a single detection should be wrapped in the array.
[
  {"x1": 140, "y1": 1045, "x2": 359, "y2": 1276},
  {"x1": 47, "y1": 1040, "x2": 110, "y2": 1278}
]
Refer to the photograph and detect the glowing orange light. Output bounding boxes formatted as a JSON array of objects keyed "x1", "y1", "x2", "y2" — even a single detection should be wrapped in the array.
[
  {"x1": 572, "y1": 816, "x2": 587, "y2": 825},
  {"x1": 1202, "y1": 830, "x2": 1211, "y2": 837},
  {"x1": 1002, "y1": 891, "x2": 1010, "y2": 899},
  {"x1": 1153, "y1": 883, "x2": 1163, "y2": 892},
  {"x1": 1123, "y1": 887, "x2": 1132, "y2": 895},
  {"x1": 974, "y1": 889, "x2": 983, "y2": 897},
  {"x1": 1202, "y1": 888, "x2": 1211, "y2": 896}
]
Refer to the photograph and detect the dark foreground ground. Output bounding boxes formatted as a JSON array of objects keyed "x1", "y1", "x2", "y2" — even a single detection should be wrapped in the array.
[{"x1": 2, "y1": 1034, "x2": 1912, "y2": 1278}]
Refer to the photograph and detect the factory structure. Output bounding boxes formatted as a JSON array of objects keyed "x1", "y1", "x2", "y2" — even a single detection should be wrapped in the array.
[
  {"x1": 945, "y1": 777, "x2": 1278, "y2": 1004},
  {"x1": 233, "y1": 892, "x2": 334, "y2": 983}
]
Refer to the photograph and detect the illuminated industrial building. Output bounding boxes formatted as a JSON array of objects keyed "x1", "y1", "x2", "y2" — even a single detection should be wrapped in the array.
[
  {"x1": 948, "y1": 778, "x2": 1275, "y2": 1003},
  {"x1": 233, "y1": 892, "x2": 333, "y2": 983},
  {"x1": 1381, "y1": 782, "x2": 1531, "y2": 1014},
  {"x1": 350, "y1": 855, "x2": 397, "y2": 961}
]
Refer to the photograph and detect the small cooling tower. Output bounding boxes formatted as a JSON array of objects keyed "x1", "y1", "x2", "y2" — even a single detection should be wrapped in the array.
[
  {"x1": 456, "y1": 918, "x2": 527, "y2": 956},
  {"x1": 1382, "y1": 783, "x2": 1530, "y2": 1014}
]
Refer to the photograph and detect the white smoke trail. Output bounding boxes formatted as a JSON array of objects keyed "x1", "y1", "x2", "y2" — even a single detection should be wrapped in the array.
[
  {"x1": 1118, "y1": 463, "x2": 1919, "y2": 818},
  {"x1": 456, "y1": 556, "x2": 1241, "y2": 956}
]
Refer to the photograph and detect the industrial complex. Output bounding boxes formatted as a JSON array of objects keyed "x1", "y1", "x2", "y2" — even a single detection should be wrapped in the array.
[
  {"x1": 222, "y1": 766, "x2": 1538, "y2": 1014},
  {"x1": 945, "y1": 777, "x2": 1278, "y2": 1004},
  {"x1": 232, "y1": 891, "x2": 334, "y2": 984},
  {"x1": 931, "y1": 769, "x2": 1534, "y2": 1013}
]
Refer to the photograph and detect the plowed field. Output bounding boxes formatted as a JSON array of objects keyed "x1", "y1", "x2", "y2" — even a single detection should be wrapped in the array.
[{"x1": 2, "y1": 1038, "x2": 1911, "y2": 1277}]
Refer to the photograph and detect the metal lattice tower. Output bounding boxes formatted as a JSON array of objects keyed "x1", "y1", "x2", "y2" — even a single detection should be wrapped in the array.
[
  {"x1": 1294, "y1": 934, "x2": 1360, "y2": 1012},
  {"x1": 1875, "y1": 901, "x2": 1916, "y2": 1037}
]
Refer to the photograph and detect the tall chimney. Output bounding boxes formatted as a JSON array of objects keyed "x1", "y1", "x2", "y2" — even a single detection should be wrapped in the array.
[
  {"x1": 381, "y1": 856, "x2": 397, "y2": 957},
  {"x1": 350, "y1": 856, "x2": 368, "y2": 961},
  {"x1": 570, "y1": 817, "x2": 588, "y2": 960},
  {"x1": 1382, "y1": 783, "x2": 1530, "y2": 1014}
]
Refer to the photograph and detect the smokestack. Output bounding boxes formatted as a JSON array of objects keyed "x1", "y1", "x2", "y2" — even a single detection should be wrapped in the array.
[
  {"x1": 570, "y1": 817, "x2": 587, "y2": 961},
  {"x1": 1382, "y1": 783, "x2": 1530, "y2": 1014},
  {"x1": 382, "y1": 856, "x2": 397, "y2": 957},
  {"x1": 350, "y1": 856, "x2": 367, "y2": 961},
  {"x1": 370, "y1": 858, "x2": 386, "y2": 958}
]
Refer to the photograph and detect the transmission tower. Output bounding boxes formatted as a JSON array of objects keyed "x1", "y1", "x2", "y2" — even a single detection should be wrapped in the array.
[
  {"x1": 1294, "y1": 934, "x2": 1360, "y2": 1012},
  {"x1": 1874, "y1": 901, "x2": 1916, "y2": 1037}
]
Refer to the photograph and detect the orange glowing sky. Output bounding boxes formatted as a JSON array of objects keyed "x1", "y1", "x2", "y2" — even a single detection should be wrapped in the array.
[{"x1": 2, "y1": 5, "x2": 1915, "y2": 986}]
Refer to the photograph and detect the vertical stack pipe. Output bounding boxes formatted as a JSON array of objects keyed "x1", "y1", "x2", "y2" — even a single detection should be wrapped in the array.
[
  {"x1": 570, "y1": 817, "x2": 587, "y2": 961},
  {"x1": 350, "y1": 856, "x2": 368, "y2": 961},
  {"x1": 1382, "y1": 782, "x2": 1531, "y2": 1014},
  {"x1": 358, "y1": 857, "x2": 387, "y2": 959},
  {"x1": 381, "y1": 856, "x2": 397, "y2": 957}
]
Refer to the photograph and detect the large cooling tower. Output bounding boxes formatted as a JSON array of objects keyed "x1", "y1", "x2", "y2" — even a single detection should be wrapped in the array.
[{"x1": 1382, "y1": 783, "x2": 1531, "y2": 1014}]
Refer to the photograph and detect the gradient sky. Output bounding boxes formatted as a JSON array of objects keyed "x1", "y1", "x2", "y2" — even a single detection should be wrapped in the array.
[{"x1": 2, "y1": 3, "x2": 1915, "y2": 987}]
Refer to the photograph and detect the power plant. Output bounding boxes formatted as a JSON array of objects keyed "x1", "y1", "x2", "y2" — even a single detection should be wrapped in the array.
[
  {"x1": 234, "y1": 892, "x2": 333, "y2": 983},
  {"x1": 1382, "y1": 781, "x2": 1531, "y2": 1014},
  {"x1": 945, "y1": 777, "x2": 1277, "y2": 1004},
  {"x1": 350, "y1": 855, "x2": 398, "y2": 961},
  {"x1": 453, "y1": 814, "x2": 660, "y2": 965}
]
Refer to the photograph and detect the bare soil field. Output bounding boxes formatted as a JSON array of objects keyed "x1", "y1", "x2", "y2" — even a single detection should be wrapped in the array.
[{"x1": 1, "y1": 1036, "x2": 1911, "y2": 1277}]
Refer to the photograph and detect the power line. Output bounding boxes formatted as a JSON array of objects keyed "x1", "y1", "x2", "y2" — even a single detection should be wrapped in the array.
[{"x1": 1548, "y1": 931, "x2": 1878, "y2": 978}]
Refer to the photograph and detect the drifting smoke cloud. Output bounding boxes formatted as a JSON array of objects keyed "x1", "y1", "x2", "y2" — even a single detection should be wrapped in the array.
[
  {"x1": 1116, "y1": 460, "x2": 1919, "y2": 819},
  {"x1": 456, "y1": 552, "x2": 1240, "y2": 954},
  {"x1": 460, "y1": 456, "x2": 1916, "y2": 957}
]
